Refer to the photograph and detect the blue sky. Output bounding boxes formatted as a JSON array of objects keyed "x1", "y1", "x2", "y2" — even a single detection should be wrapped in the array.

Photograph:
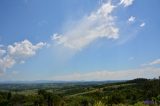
[{"x1": 0, "y1": 0, "x2": 160, "y2": 81}]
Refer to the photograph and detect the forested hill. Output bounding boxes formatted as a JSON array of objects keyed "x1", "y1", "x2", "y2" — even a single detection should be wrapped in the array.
[{"x1": 0, "y1": 78, "x2": 160, "y2": 106}]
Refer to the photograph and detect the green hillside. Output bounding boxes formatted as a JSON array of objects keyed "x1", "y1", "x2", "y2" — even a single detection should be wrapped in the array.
[{"x1": 0, "y1": 78, "x2": 160, "y2": 106}]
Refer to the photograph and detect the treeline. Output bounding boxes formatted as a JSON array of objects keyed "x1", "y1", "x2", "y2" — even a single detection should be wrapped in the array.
[
  {"x1": 0, "y1": 89, "x2": 64, "y2": 106},
  {"x1": 0, "y1": 77, "x2": 160, "y2": 106}
]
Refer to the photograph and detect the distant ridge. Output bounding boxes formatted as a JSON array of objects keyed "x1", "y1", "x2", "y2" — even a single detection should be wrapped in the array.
[{"x1": 0, "y1": 80, "x2": 125, "y2": 84}]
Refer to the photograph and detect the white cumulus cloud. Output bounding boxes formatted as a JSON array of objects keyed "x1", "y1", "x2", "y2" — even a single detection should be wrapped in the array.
[
  {"x1": 120, "y1": 0, "x2": 134, "y2": 7},
  {"x1": 128, "y1": 16, "x2": 136, "y2": 23},
  {"x1": 0, "y1": 40, "x2": 46, "y2": 73},
  {"x1": 52, "y1": 2, "x2": 119, "y2": 51},
  {"x1": 0, "y1": 49, "x2": 6, "y2": 57},
  {"x1": 0, "y1": 56, "x2": 15, "y2": 73},
  {"x1": 8, "y1": 40, "x2": 45, "y2": 59}
]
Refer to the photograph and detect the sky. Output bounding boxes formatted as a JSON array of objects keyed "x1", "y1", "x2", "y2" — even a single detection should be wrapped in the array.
[{"x1": 0, "y1": 0, "x2": 160, "y2": 81}]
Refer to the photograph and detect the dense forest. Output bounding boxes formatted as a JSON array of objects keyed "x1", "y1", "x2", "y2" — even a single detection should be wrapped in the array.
[{"x1": 0, "y1": 77, "x2": 160, "y2": 106}]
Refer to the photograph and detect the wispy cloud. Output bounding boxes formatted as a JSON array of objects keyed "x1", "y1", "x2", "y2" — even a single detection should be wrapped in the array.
[
  {"x1": 0, "y1": 40, "x2": 46, "y2": 73},
  {"x1": 128, "y1": 57, "x2": 135, "y2": 61},
  {"x1": 149, "y1": 59, "x2": 160, "y2": 65},
  {"x1": 140, "y1": 22, "x2": 146, "y2": 27},
  {"x1": 51, "y1": 66, "x2": 160, "y2": 81},
  {"x1": 52, "y1": 2, "x2": 119, "y2": 51},
  {"x1": 119, "y1": 0, "x2": 134, "y2": 7},
  {"x1": 142, "y1": 58, "x2": 160, "y2": 66},
  {"x1": 51, "y1": 0, "x2": 144, "y2": 52}
]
